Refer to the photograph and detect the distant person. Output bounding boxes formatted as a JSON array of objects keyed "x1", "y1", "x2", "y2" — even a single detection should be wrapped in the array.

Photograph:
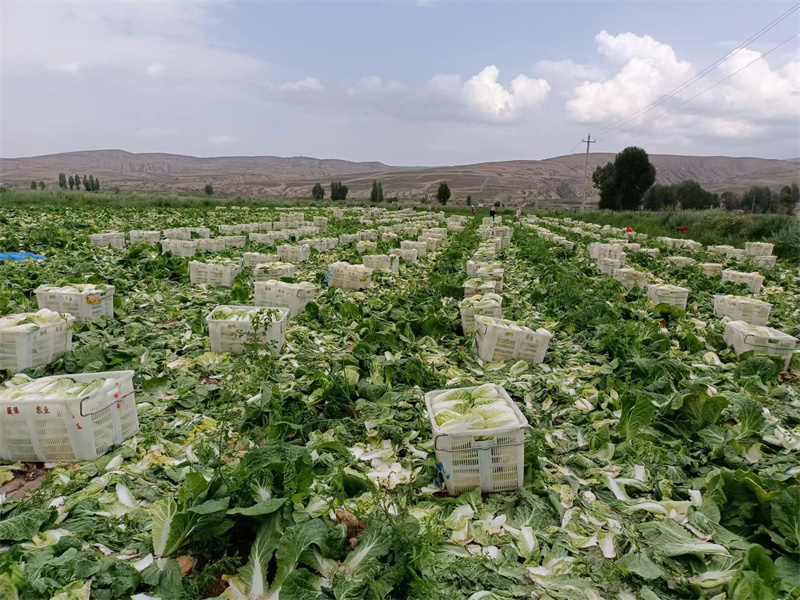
[
  {"x1": 397, "y1": 201, "x2": 401, "y2": 210},
  {"x1": 427, "y1": 204, "x2": 431, "y2": 212},
  {"x1": 471, "y1": 205, "x2": 475, "y2": 215},
  {"x1": 514, "y1": 206, "x2": 521, "y2": 222},
  {"x1": 490, "y1": 205, "x2": 497, "y2": 221},
  {"x1": 626, "y1": 226, "x2": 634, "y2": 233}
]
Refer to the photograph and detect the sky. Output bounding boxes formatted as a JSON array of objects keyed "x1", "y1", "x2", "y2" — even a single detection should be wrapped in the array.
[{"x1": 1, "y1": 0, "x2": 799, "y2": 165}]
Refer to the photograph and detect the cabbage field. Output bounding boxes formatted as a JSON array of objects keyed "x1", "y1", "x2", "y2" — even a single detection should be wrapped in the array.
[{"x1": 0, "y1": 204, "x2": 799, "y2": 600}]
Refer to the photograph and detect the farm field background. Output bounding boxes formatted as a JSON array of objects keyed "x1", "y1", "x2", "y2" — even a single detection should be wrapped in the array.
[{"x1": 0, "y1": 199, "x2": 799, "y2": 600}]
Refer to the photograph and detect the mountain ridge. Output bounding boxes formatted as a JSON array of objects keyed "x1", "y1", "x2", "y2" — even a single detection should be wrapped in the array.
[{"x1": 2, "y1": 149, "x2": 797, "y2": 205}]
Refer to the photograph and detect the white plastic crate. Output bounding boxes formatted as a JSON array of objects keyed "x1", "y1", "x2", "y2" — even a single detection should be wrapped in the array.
[
  {"x1": 623, "y1": 242, "x2": 641, "y2": 251},
  {"x1": 254, "y1": 280, "x2": 317, "y2": 316},
  {"x1": 188, "y1": 227, "x2": 211, "y2": 239},
  {"x1": 218, "y1": 225, "x2": 241, "y2": 235},
  {"x1": 0, "y1": 370, "x2": 139, "y2": 462},
  {"x1": 707, "y1": 244, "x2": 734, "y2": 255},
  {"x1": 639, "y1": 248, "x2": 660, "y2": 257},
  {"x1": 647, "y1": 284, "x2": 689, "y2": 310},
  {"x1": 481, "y1": 217, "x2": 494, "y2": 226},
  {"x1": 463, "y1": 278, "x2": 497, "y2": 298},
  {"x1": 381, "y1": 232, "x2": 398, "y2": 242},
  {"x1": 474, "y1": 265, "x2": 504, "y2": 291},
  {"x1": 713, "y1": 295, "x2": 772, "y2": 326},
  {"x1": 327, "y1": 262, "x2": 374, "y2": 290},
  {"x1": 588, "y1": 243, "x2": 625, "y2": 261},
  {"x1": 129, "y1": 230, "x2": 161, "y2": 245},
  {"x1": 725, "y1": 248, "x2": 746, "y2": 261},
  {"x1": 596, "y1": 257, "x2": 622, "y2": 276},
  {"x1": 474, "y1": 317, "x2": 552, "y2": 364},
  {"x1": 196, "y1": 238, "x2": 226, "y2": 252},
  {"x1": 666, "y1": 256, "x2": 696, "y2": 267},
  {"x1": 389, "y1": 248, "x2": 418, "y2": 263},
  {"x1": 305, "y1": 238, "x2": 328, "y2": 252},
  {"x1": 722, "y1": 270, "x2": 764, "y2": 295},
  {"x1": 243, "y1": 252, "x2": 279, "y2": 268},
  {"x1": 612, "y1": 268, "x2": 648, "y2": 291},
  {"x1": 89, "y1": 233, "x2": 126, "y2": 249},
  {"x1": 751, "y1": 256, "x2": 777, "y2": 269},
  {"x1": 362, "y1": 254, "x2": 400, "y2": 274},
  {"x1": 189, "y1": 261, "x2": 242, "y2": 287},
  {"x1": 339, "y1": 233, "x2": 361, "y2": 245},
  {"x1": 161, "y1": 239, "x2": 198, "y2": 257},
  {"x1": 313, "y1": 216, "x2": 329, "y2": 233},
  {"x1": 724, "y1": 321, "x2": 797, "y2": 370},
  {"x1": 657, "y1": 237, "x2": 683, "y2": 249},
  {"x1": 460, "y1": 293, "x2": 502, "y2": 333},
  {"x1": 425, "y1": 385, "x2": 528, "y2": 495},
  {"x1": 277, "y1": 244, "x2": 311, "y2": 263},
  {"x1": 324, "y1": 237, "x2": 339, "y2": 250},
  {"x1": 163, "y1": 227, "x2": 191, "y2": 241},
  {"x1": 745, "y1": 242, "x2": 773, "y2": 257},
  {"x1": 253, "y1": 262, "x2": 296, "y2": 280},
  {"x1": 400, "y1": 240, "x2": 428, "y2": 257},
  {"x1": 0, "y1": 311, "x2": 75, "y2": 372},
  {"x1": 699, "y1": 263, "x2": 723, "y2": 277},
  {"x1": 680, "y1": 240, "x2": 703, "y2": 251},
  {"x1": 466, "y1": 260, "x2": 501, "y2": 277},
  {"x1": 332, "y1": 209, "x2": 344, "y2": 220},
  {"x1": 35, "y1": 284, "x2": 115, "y2": 321},
  {"x1": 360, "y1": 230, "x2": 378, "y2": 241},
  {"x1": 356, "y1": 241, "x2": 378, "y2": 254},
  {"x1": 206, "y1": 305, "x2": 289, "y2": 355},
  {"x1": 220, "y1": 236, "x2": 246, "y2": 249}
]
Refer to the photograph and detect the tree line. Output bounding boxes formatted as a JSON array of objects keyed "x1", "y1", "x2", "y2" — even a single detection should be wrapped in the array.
[
  {"x1": 310, "y1": 180, "x2": 452, "y2": 205},
  {"x1": 592, "y1": 147, "x2": 799, "y2": 214},
  {"x1": 55, "y1": 173, "x2": 101, "y2": 191}
]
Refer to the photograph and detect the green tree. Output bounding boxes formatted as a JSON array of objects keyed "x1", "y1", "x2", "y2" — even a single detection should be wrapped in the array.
[
  {"x1": 720, "y1": 191, "x2": 740, "y2": 211},
  {"x1": 38, "y1": 181, "x2": 45, "y2": 190},
  {"x1": 74, "y1": 174, "x2": 81, "y2": 190},
  {"x1": 311, "y1": 183, "x2": 325, "y2": 201},
  {"x1": 94, "y1": 177, "x2": 100, "y2": 192},
  {"x1": 58, "y1": 173, "x2": 67, "y2": 189},
  {"x1": 88, "y1": 175, "x2": 95, "y2": 192},
  {"x1": 369, "y1": 180, "x2": 384, "y2": 204},
  {"x1": 82, "y1": 175, "x2": 89, "y2": 190},
  {"x1": 204, "y1": 183, "x2": 214, "y2": 196},
  {"x1": 436, "y1": 182, "x2": 451, "y2": 205},
  {"x1": 744, "y1": 186, "x2": 776, "y2": 213},
  {"x1": 330, "y1": 181, "x2": 348, "y2": 201},
  {"x1": 466, "y1": 195, "x2": 472, "y2": 206},
  {"x1": 778, "y1": 183, "x2": 799, "y2": 215},
  {"x1": 593, "y1": 146, "x2": 656, "y2": 210},
  {"x1": 642, "y1": 184, "x2": 676, "y2": 211},
  {"x1": 30, "y1": 181, "x2": 37, "y2": 190},
  {"x1": 674, "y1": 180, "x2": 718, "y2": 210},
  {"x1": 68, "y1": 175, "x2": 75, "y2": 190}
]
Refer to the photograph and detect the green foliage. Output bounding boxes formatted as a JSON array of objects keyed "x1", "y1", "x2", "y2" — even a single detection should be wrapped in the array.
[
  {"x1": 466, "y1": 195, "x2": 472, "y2": 206},
  {"x1": 204, "y1": 183, "x2": 214, "y2": 196},
  {"x1": 330, "y1": 181, "x2": 349, "y2": 201},
  {"x1": 311, "y1": 183, "x2": 325, "y2": 201},
  {"x1": 593, "y1": 146, "x2": 656, "y2": 210},
  {"x1": 58, "y1": 173, "x2": 67, "y2": 189},
  {"x1": 369, "y1": 180, "x2": 384, "y2": 204},
  {"x1": 436, "y1": 182, "x2": 451, "y2": 205}
]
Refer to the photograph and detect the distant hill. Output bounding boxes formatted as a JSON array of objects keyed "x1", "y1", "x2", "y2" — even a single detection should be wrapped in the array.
[{"x1": 1, "y1": 149, "x2": 797, "y2": 206}]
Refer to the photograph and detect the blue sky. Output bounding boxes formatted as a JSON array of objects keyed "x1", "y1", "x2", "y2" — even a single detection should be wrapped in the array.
[{"x1": 2, "y1": 1, "x2": 798, "y2": 164}]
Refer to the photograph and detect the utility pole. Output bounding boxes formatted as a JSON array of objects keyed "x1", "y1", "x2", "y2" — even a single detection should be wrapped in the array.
[{"x1": 581, "y1": 134, "x2": 596, "y2": 212}]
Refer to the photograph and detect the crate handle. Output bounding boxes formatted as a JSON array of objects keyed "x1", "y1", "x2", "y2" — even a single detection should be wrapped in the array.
[
  {"x1": 433, "y1": 425, "x2": 532, "y2": 452},
  {"x1": 742, "y1": 333, "x2": 792, "y2": 350},
  {"x1": 80, "y1": 390, "x2": 133, "y2": 417}
]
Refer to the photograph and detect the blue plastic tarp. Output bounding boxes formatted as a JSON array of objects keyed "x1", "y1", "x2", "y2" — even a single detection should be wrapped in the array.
[{"x1": 0, "y1": 252, "x2": 45, "y2": 261}]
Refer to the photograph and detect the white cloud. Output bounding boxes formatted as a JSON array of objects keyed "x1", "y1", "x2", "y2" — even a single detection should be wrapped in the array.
[
  {"x1": 279, "y1": 77, "x2": 324, "y2": 92},
  {"x1": 145, "y1": 62, "x2": 167, "y2": 78},
  {"x1": 563, "y1": 31, "x2": 799, "y2": 143},
  {"x1": 347, "y1": 65, "x2": 550, "y2": 123},
  {"x1": 208, "y1": 135, "x2": 239, "y2": 145}
]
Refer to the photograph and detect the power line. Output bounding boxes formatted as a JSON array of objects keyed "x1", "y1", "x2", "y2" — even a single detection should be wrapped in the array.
[
  {"x1": 565, "y1": 139, "x2": 584, "y2": 156},
  {"x1": 602, "y1": 32, "x2": 799, "y2": 141},
  {"x1": 592, "y1": 3, "x2": 800, "y2": 137}
]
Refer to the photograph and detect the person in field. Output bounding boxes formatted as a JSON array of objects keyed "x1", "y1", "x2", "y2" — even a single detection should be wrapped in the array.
[{"x1": 490, "y1": 205, "x2": 497, "y2": 221}]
